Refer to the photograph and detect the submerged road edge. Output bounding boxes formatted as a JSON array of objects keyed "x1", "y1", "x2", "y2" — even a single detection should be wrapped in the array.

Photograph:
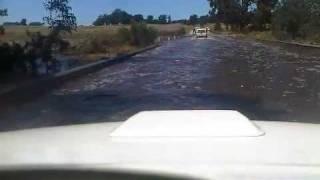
[{"x1": 0, "y1": 44, "x2": 160, "y2": 104}]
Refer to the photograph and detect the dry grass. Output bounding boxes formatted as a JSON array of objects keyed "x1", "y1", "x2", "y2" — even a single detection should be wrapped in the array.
[
  {"x1": 0, "y1": 23, "x2": 191, "y2": 63},
  {"x1": 247, "y1": 31, "x2": 276, "y2": 41},
  {"x1": 149, "y1": 23, "x2": 192, "y2": 34},
  {"x1": 0, "y1": 23, "x2": 190, "y2": 43},
  {"x1": 0, "y1": 26, "x2": 49, "y2": 43}
]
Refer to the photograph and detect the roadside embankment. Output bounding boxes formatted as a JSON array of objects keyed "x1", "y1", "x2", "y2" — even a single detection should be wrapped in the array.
[{"x1": 0, "y1": 44, "x2": 159, "y2": 104}]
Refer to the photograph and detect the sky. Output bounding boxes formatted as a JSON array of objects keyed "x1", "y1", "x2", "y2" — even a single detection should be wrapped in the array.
[{"x1": 1, "y1": 0, "x2": 210, "y2": 25}]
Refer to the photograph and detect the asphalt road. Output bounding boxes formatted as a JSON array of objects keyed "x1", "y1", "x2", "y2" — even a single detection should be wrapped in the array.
[{"x1": 1, "y1": 35, "x2": 320, "y2": 131}]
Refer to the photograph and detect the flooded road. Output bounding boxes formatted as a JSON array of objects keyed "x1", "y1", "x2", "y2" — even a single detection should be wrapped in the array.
[{"x1": 1, "y1": 35, "x2": 320, "y2": 131}]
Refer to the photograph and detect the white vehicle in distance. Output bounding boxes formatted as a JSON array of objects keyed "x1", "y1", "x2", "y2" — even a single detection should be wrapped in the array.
[{"x1": 195, "y1": 28, "x2": 208, "y2": 38}]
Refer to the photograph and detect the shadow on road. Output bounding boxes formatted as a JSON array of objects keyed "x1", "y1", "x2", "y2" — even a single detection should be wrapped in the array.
[{"x1": 0, "y1": 91, "x2": 288, "y2": 132}]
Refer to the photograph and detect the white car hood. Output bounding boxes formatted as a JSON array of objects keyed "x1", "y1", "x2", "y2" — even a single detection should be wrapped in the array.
[{"x1": 0, "y1": 119, "x2": 320, "y2": 179}]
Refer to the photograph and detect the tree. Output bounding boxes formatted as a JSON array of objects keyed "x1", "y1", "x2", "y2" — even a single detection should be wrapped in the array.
[
  {"x1": 207, "y1": 0, "x2": 255, "y2": 30},
  {"x1": 306, "y1": 0, "x2": 320, "y2": 26},
  {"x1": 0, "y1": 26, "x2": 4, "y2": 35},
  {"x1": 253, "y1": 0, "x2": 278, "y2": 30},
  {"x1": 0, "y1": 9, "x2": 8, "y2": 16},
  {"x1": 189, "y1": 14, "x2": 198, "y2": 25},
  {"x1": 29, "y1": 22, "x2": 44, "y2": 26},
  {"x1": 109, "y1": 9, "x2": 132, "y2": 24},
  {"x1": 147, "y1": 15, "x2": 154, "y2": 23},
  {"x1": 0, "y1": 9, "x2": 8, "y2": 35},
  {"x1": 199, "y1": 15, "x2": 209, "y2": 25},
  {"x1": 158, "y1": 15, "x2": 168, "y2": 24},
  {"x1": 43, "y1": 0, "x2": 77, "y2": 33},
  {"x1": 93, "y1": 9, "x2": 132, "y2": 25},
  {"x1": 20, "y1": 18, "x2": 27, "y2": 26},
  {"x1": 272, "y1": 0, "x2": 318, "y2": 39},
  {"x1": 3, "y1": 21, "x2": 21, "y2": 26},
  {"x1": 168, "y1": 15, "x2": 172, "y2": 24},
  {"x1": 172, "y1": 19, "x2": 188, "y2": 24},
  {"x1": 133, "y1": 14, "x2": 144, "y2": 22},
  {"x1": 0, "y1": 43, "x2": 24, "y2": 74},
  {"x1": 93, "y1": 14, "x2": 109, "y2": 26},
  {"x1": 33, "y1": 0, "x2": 77, "y2": 74},
  {"x1": 208, "y1": 0, "x2": 228, "y2": 26},
  {"x1": 130, "y1": 22, "x2": 158, "y2": 46}
]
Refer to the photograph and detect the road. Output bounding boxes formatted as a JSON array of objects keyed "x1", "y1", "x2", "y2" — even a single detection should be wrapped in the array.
[{"x1": 1, "y1": 35, "x2": 320, "y2": 131}]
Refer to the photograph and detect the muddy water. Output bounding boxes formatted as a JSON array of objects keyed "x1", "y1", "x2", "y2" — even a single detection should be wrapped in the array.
[{"x1": 1, "y1": 35, "x2": 320, "y2": 131}]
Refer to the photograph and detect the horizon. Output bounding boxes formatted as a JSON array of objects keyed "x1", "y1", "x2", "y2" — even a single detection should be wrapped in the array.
[{"x1": 0, "y1": 0, "x2": 210, "y2": 25}]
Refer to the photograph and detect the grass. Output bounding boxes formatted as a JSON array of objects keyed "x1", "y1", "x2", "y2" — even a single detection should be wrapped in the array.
[
  {"x1": 205, "y1": 23, "x2": 320, "y2": 46},
  {"x1": 0, "y1": 25, "x2": 124, "y2": 45},
  {"x1": 247, "y1": 31, "x2": 320, "y2": 46},
  {"x1": 0, "y1": 23, "x2": 190, "y2": 44},
  {"x1": 247, "y1": 31, "x2": 276, "y2": 41},
  {"x1": 0, "y1": 23, "x2": 190, "y2": 62},
  {"x1": 0, "y1": 26, "x2": 49, "y2": 43}
]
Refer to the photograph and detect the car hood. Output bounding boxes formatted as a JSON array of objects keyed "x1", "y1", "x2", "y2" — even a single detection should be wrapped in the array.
[{"x1": 0, "y1": 120, "x2": 320, "y2": 179}]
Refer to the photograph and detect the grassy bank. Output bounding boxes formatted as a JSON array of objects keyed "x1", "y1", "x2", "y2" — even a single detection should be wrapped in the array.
[
  {"x1": 0, "y1": 23, "x2": 189, "y2": 62},
  {"x1": 0, "y1": 22, "x2": 192, "y2": 81},
  {"x1": 1, "y1": 24, "x2": 190, "y2": 44},
  {"x1": 206, "y1": 23, "x2": 320, "y2": 46},
  {"x1": 0, "y1": 23, "x2": 190, "y2": 90},
  {"x1": 247, "y1": 31, "x2": 320, "y2": 46}
]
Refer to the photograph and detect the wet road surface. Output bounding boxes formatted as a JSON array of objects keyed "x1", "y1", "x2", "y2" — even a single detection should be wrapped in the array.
[{"x1": 1, "y1": 35, "x2": 320, "y2": 131}]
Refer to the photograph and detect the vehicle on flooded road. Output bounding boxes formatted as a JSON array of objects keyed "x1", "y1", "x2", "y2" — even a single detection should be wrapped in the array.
[{"x1": 195, "y1": 28, "x2": 208, "y2": 38}]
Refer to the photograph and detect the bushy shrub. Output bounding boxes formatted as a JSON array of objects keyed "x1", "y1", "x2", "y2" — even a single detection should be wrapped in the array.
[
  {"x1": 272, "y1": 0, "x2": 320, "y2": 40},
  {"x1": 157, "y1": 26, "x2": 186, "y2": 37},
  {"x1": 74, "y1": 23, "x2": 159, "y2": 55},
  {"x1": 0, "y1": 43, "x2": 14, "y2": 73},
  {"x1": 75, "y1": 32, "x2": 120, "y2": 54},
  {"x1": 0, "y1": 42, "x2": 27, "y2": 74},
  {"x1": 0, "y1": 31, "x2": 72, "y2": 76},
  {"x1": 176, "y1": 27, "x2": 186, "y2": 36},
  {"x1": 130, "y1": 22, "x2": 158, "y2": 46},
  {"x1": 117, "y1": 27, "x2": 132, "y2": 44},
  {"x1": 0, "y1": 26, "x2": 5, "y2": 35},
  {"x1": 113, "y1": 23, "x2": 159, "y2": 47},
  {"x1": 214, "y1": 22, "x2": 222, "y2": 31}
]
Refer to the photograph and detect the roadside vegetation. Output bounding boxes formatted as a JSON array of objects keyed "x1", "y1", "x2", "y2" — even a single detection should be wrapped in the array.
[
  {"x1": 0, "y1": 3, "x2": 188, "y2": 80},
  {"x1": 2, "y1": 0, "x2": 319, "y2": 85},
  {"x1": 208, "y1": 0, "x2": 320, "y2": 44},
  {"x1": 73, "y1": 23, "x2": 159, "y2": 56}
]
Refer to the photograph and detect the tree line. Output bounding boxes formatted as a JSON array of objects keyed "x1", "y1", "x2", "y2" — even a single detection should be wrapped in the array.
[
  {"x1": 2, "y1": 19, "x2": 44, "y2": 26},
  {"x1": 93, "y1": 9, "x2": 211, "y2": 26},
  {"x1": 208, "y1": 0, "x2": 320, "y2": 39},
  {"x1": 93, "y1": 9, "x2": 172, "y2": 26}
]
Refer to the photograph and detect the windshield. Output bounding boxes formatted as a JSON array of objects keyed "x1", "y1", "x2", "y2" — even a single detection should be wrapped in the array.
[
  {"x1": 197, "y1": 29, "x2": 206, "y2": 33},
  {"x1": 0, "y1": 0, "x2": 320, "y2": 131}
]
